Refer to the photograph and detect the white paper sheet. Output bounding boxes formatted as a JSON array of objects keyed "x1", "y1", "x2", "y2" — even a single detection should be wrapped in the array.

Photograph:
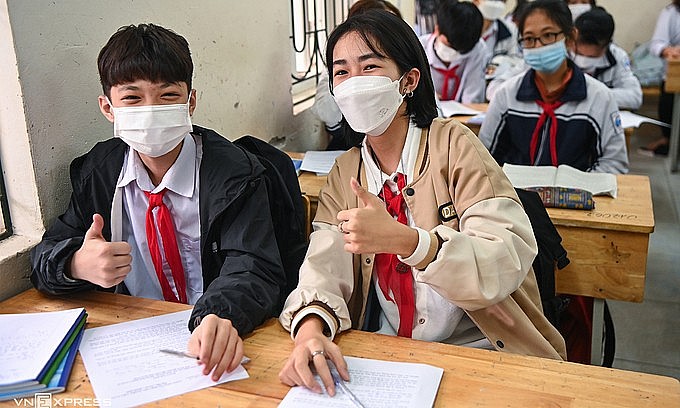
[
  {"x1": 278, "y1": 356, "x2": 443, "y2": 408},
  {"x1": 0, "y1": 308, "x2": 84, "y2": 387},
  {"x1": 300, "y1": 150, "x2": 345, "y2": 175},
  {"x1": 619, "y1": 110, "x2": 670, "y2": 128},
  {"x1": 437, "y1": 100, "x2": 481, "y2": 117},
  {"x1": 79, "y1": 310, "x2": 248, "y2": 407}
]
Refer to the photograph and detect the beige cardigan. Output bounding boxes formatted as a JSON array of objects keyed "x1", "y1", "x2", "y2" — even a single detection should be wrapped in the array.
[{"x1": 280, "y1": 118, "x2": 567, "y2": 360}]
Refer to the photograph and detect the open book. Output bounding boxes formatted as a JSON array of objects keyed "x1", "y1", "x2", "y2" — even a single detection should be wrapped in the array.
[{"x1": 502, "y1": 164, "x2": 617, "y2": 197}]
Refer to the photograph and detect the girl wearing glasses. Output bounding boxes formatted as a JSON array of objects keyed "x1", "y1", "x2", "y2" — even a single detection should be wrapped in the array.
[{"x1": 479, "y1": 0, "x2": 628, "y2": 175}]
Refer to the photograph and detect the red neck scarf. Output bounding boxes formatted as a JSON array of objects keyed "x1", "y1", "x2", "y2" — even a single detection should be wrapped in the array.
[
  {"x1": 529, "y1": 99, "x2": 564, "y2": 166},
  {"x1": 374, "y1": 173, "x2": 415, "y2": 337},
  {"x1": 433, "y1": 64, "x2": 461, "y2": 101},
  {"x1": 144, "y1": 189, "x2": 188, "y2": 304}
]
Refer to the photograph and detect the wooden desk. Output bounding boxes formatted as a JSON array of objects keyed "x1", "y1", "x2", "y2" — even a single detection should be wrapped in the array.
[
  {"x1": 2, "y1": 289, "x2": 678, "y2": 407},
  {"x1": 664, "y1": 57, "x2": 680, "y2": 172}
]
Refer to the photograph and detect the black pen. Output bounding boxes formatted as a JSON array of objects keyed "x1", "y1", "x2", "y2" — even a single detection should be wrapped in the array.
[{"x1": 159, "y1": 348, "x2": 251, "y2": 364}]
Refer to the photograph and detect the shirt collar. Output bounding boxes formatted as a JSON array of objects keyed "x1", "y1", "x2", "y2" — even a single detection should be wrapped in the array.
[
  {"x1": 361, "y1": 121, "x2": 420, "y2": 196},
  {"x1": 116, "y1": 133, "x2": 196, "y2": 197}
]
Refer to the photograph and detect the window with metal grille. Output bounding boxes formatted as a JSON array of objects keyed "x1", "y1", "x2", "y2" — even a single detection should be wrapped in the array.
[
  {"x1": 0, "y1": 155, "x2": 12, "y2": 240},
  {"x1": 290, "y1": 0, "x2": 351, "y2": 113}
]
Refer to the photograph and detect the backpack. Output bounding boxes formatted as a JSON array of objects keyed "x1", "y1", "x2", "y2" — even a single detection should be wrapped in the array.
[
  {"x1": 630, "y1": 41, "x2": 665, "y2": 87},
  {"x1": 233, "y1": 135, "x2": 308, "y2": 314},
  {"x1": 516, "y1": 189, "x2": 615, "y2": 367},
  {"x1": 515, "y1": 189, "x2": 570, "y2": 327}
]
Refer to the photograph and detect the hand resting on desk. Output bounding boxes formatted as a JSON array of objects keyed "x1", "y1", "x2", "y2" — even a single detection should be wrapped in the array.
[
  {"x1": 279, "y1": 315, "x2": 350, "y2": 396},
  {"x1": 188, "y1": 314, "x2": 245, "y2": 381}
]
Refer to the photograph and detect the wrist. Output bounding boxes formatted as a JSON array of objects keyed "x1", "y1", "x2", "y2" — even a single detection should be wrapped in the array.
[
  {"x1": 396, "y1": 224, "x2": 419, "y2": 258},
  {"x1": 294, "y1": 315, "x2": 325, "y2": 343}
]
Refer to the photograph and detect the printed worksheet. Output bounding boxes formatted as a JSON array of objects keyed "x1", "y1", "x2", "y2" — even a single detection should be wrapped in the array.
[
  {"x1": 278, "y1": 356, "x2": 443, "y2": 408},
  {"x1": 79, "y1": 309, "x2": 248, "y2": 407}
]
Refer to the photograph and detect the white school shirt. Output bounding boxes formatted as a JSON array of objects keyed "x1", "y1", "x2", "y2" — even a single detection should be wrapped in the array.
[
  {"x1": 420, "y1": 34, "x2": 487, "y2": 103},
  {"x1": 114, "y1": 133, "x2": 203, "y2": 304},
  {"x1": 359, "y1": 122, "x2": 489, "y2": 347},
  {"x1": 650, "y1": 4, "x2": 680, "y2": 78}
]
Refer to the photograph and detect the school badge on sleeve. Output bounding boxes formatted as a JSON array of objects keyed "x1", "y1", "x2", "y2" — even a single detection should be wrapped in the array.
[
  {"x1": 438, "y1": 202, "x2": 457, "y2": 222},
  {"x1": 611, "y1": 111, "x2": 623, "y2": 133}
]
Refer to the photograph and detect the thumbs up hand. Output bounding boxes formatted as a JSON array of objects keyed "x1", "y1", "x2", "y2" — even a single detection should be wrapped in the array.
[
  {"x1": 69, "y1": 213, "x2": 132, "y2": 287},
  {"x1": 336, "y1": 178, "x2": 418, "y2": 257}
]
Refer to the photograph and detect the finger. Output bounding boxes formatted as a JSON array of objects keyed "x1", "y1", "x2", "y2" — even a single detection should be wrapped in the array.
[
  {"x1": 312, "y1": 356, "x2": 335, "y2": 396},
  {"x1": 350, "y1": 177, "x2": 382, "y2": 208},
  {"x1": 327, "y1": 350, "x2": 350, "y2": 382},
  {"x1": 85, "y1": 213, "x2": 106, "y2": 241},
  {"x1": 196, "y1": 319, "x2": 218, "y2": 375},
  {"x1": 294, "y1": 352, "x2": 322, "y2": 393},
  {"x1": 207, "y1": 326, "x2": 230, "y2": 379},
  {"x1": 227, "y1": 338, "x2": 244, "y2": 373},
  {"x1": 109, "y1": 241, "x2": 132, "y2": 255}
]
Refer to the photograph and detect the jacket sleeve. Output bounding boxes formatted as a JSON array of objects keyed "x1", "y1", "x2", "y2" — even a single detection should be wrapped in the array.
[
  {"x1": 591, "y1": 87, "x2": 630, "y2": 175},
  {"x1": 610, "y1": 49, "x2": 643, "y2": 110},
  {"x1": 190, "y1": 177, "x2": 286, "y2": 336},
  {"x1": 461, "y1": 40, "x2": 487, "y2": 104},
  {"x1": 650, "y1": 7, "x2": 673, "y2": 57},
  {"x1": 411, "y1": 128, "x2": 538, "y2": 311},
  {"x1": 30, "y1": 166, "x2": 97, "y2": 295},
  {"x1": 279, "y1": 163, "x2": 354, "y2": 338},
  {"x1": 478, "y1": 82, "x2": 509, "y2": 158}
]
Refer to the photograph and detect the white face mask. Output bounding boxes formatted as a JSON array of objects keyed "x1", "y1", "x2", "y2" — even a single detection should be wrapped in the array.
[
  {"x1": 111, "y1": 99, "x2": 192, "y2": 157},
  {"x1": 478, "y1": 0, "x2": 507, "y2": 21},
  {"x1": 434, "y1": 39, "x2": 460, "y2": 63},
  {"x1": 569, "y1": 3, "x2": 591, "y2": 22},
  {"x1": 573, "y1": 53, "x2": 608, "y2": 74},
  {"x1": 332, "y1": 74, "x2": 406, "y2": 136}
]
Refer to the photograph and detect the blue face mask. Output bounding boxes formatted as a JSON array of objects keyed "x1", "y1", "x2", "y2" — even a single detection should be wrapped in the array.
[{"x1": 523, "y1": 39, "x2": 567, "y2": 73}]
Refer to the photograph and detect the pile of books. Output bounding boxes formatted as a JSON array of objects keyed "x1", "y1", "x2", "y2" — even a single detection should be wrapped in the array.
[{"x1": 0, "y1": 308, "x2": 87, "y2": 401}]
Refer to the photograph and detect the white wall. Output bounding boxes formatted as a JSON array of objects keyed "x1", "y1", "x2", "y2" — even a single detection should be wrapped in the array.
[
  {"x1": 0, "y1": 0, "x2": 324, "y2": 300},
  {"x1": 504, "y1": 0, "x2": 669, "y2": 52}
]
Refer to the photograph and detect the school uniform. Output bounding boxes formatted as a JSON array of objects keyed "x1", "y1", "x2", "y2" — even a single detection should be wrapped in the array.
[
  {"x1": 579, "y1": 44, "x2": 642, "y2": 110},
  {"x1": 280, "y1": 119, "x2": 566, "y2": 360},
  {"x1": 479, "y1": 63, "x2": 629, "y2": 175},
  {"x1": 650, "y1": 4, "x2": 680, "y2": 75},
  {"x1": 481, "y1": 18, "x2": 521, "y2": 63},
  {"x1": 30, "y1": 126, "x2": 286, "y2": 335},
  {"x1": 420, "y1": 34, "x2": 487, "y2": 103}
]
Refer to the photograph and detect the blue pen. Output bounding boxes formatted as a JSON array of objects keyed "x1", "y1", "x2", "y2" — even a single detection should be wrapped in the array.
[{"x1": 326, "y1": 360, "x2": 366, "y2": 408}]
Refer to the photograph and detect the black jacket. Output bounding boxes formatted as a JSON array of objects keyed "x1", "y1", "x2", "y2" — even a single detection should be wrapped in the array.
[{"x1": 30, "y1": 126, "x2": 285, "y2": 335}]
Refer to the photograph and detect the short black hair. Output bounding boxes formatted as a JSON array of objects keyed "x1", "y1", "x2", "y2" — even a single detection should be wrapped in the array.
[
  {"x1": 97, "y1": 23, "x2": 193, "y2": 98},
  {"x1": 575, "y1": 7, "x2": 614, "y2": 47},
  {"x1": 518, "y1": 0, "x2": 574, "y2": 41},
  {"x1": 436, "y1": 0, "x2": 483, "y2": 54},
  {"x1": 325, "y1": 10, "x2": 437, "y2": 128},
  {"x1": 563, "y1": 0, "x2": 596, "y2": 5}
]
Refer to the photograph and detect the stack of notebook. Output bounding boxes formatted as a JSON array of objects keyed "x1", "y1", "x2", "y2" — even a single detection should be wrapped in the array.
[{"x1": 0, "y1": 307, "x2": 87, "y2": 401}]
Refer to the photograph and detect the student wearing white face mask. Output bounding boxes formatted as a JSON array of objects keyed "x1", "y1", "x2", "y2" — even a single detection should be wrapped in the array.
[
  {"x1": 420, "y1": 0, "x2": 487, "y2": 102},
  {"x1": 279, "y1": 9, "x2": 565, "y2": 397},
  {"x1": 573, "y1": 7, "x2": 642, "y2": 110},
  {"x1": 474, "y1": 0, "x2": 522, "y2": 64},
  {"x1": 563, "y1": 0, "x2": 596, "y2": 22},
  {"x1": 30, "y1": 24, "x2": 286, "y2": 382}
]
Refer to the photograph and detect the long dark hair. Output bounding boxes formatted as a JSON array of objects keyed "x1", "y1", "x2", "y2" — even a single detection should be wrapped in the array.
[{"x1": 325, "y1": 10, "x2": 437, "y2": 128}]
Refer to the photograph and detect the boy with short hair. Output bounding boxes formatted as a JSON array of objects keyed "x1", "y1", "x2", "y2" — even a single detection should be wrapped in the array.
[
  {"x1": 420, "y1": 0, "x2": 487, "y2": 102},
  {"x1": 574, "y1": 7, "x2": 642, "y2": 110},
  {"x1": 30, "y1": 23, "x2": 285, "y2": 381}
]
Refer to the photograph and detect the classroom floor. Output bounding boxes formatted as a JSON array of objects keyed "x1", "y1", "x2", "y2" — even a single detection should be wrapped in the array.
[{"x1": 607, "y1": 95, "x2": 680, "y2": 380}]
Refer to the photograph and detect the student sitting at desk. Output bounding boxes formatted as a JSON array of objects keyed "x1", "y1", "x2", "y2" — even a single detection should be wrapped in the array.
[
  {"x1": 420, "y1": 0, "x2": 487, "y2": 103},
  {"x1": 474, "y1": 0, "x2": 522, "y2": 63},
  {"x1": 278, "y1": 9, "x2": 566, "y2": 397},
  {"x1": 573, "y1": 7, "x2": 642, "y2": 110},
  {"x1": 30, "y1": 23, "x2": 285, "y2": 381},
  {"x1": 479, "y1": 0, "x2": 628, "y2": 175}
]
